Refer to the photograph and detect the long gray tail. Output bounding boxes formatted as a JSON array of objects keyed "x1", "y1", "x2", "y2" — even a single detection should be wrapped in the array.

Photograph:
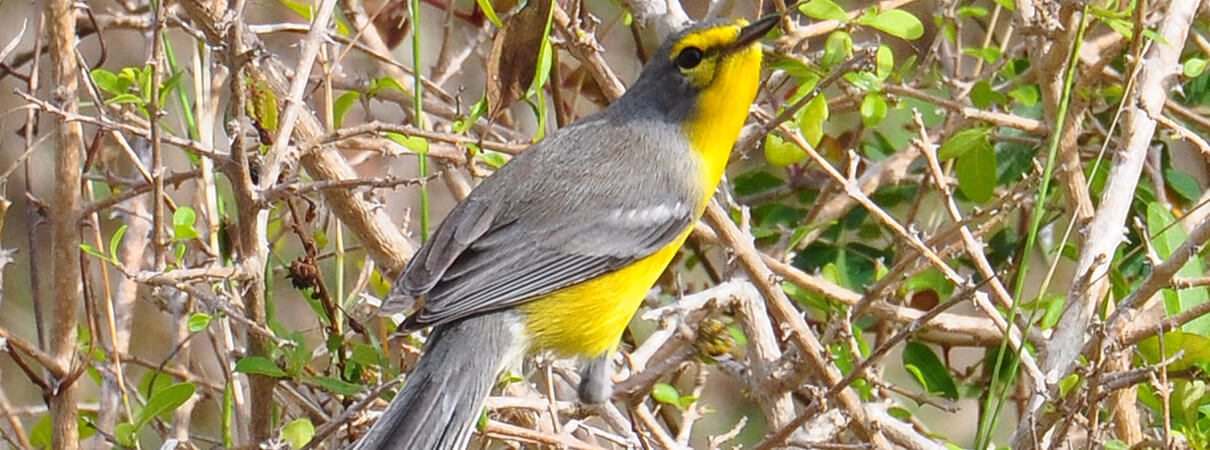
[{"x1": 353, "y1": 310, "x2": 521, "y2": 450}]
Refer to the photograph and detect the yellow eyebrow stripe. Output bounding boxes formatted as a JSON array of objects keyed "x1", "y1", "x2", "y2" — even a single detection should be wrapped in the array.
[{"x1": 669, "y1": 20, "x2": 749, "y2": 58}]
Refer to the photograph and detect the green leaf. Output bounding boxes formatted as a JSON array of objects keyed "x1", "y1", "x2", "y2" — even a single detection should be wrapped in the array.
[
  {"x1": 970, "y1": 81, "x2": 1005, "y2": 109},
  {"x1": 371, "y1": 76, "x2": 408, "y2": 97},
  {"x1": 1147, "y1": 203, "x2": 1210, "y2": 335},
  {"x1": 1039, "y1": 294, "x2": 1065, "y2": 330},
  {"x1": 1136, "y1": 332, "x2": 1210, "y2": 372},
  {"x1": 956, "y1": 5, "x2": 988, "y2": 18},
  {"x1": 282, "y1": 418, "x2": 315, "y2": 449},
  {"x1": 843, "y1": 71, "x2": 882, "y2": 92},
  {"x1": 860, "y1": 93, "x2": 887, "y2": 127},
  {"x1": 108, "y1": 225, "x2": 128, "y2": 261},
  {"x1": 798, "y1": 93, "x2": 829, "y2": 148},
  {"x1": 857, "y1": 9, "x2": 925, "y2": 40},
  {"x1": 901, "y1": 268, "x2": 954, "y2": 299},
  {"x1": 764, "y1": 133, "x2": 807, "y2": 167},
  {"x1": 333, "y1": 91, "x2": 360, "y2": 128},
  {"x1": 1009, "y1": 85, "x2": 1040, "y2": 106},
  {"x1": 477, "y1": 0, "x2": 505, "y2": 28},
  {"x1": 135, "y1": 382, "x2": 195, "y2": 429},
  {"x1": 91, "y1": 68, "x2": 123, "y2": 96},
  {"x1": 104, "y1": 93, "x2": 145, "y2": 106},
  {"x1": 875, "y1": 45, "x2": 894, "y2": 80},
  {"x1": 651, "y1": 383, "x2": 683, "y2": 409},
  {"x1": 278, "y1": 0, "x2": 315, "y2": 20},
  {"x1": 955, "y1": 137, "x2": 997, "y2": 203},
  {"x1": 1058, "y1": 373, "x2": 1081, "y2": 398},
  {"x1": 1184, "y1": 58, "x2": 1208, "y2": 78},
  {"x1": 29, "y1": 415, "x2": 51, "y2": 448},
  {"x1": 480, "y1": 150, "x2": 508, "y2": 168},
  {"x1": 821, "y1": 31, "x2": 853, "y2": 70},
  {"x1": 173, "y1": 206, "x2": 199, "y2": 241},
  {"x1": 385, "y1": 132, "x2": 429, "y2": 155},
  {"x1": 187, "y1": 313, "x2": 212, "y2": 332},
  {"x1": 1164, "y1": 168, "x2": 1202, "y2": 203},
  {"x1": 234, "y1": 356, "x2": 287, "y2": 378},
  {"x1": 80, "y1": 243, "x2": 106, "y2": 260},
  {"x1": 938, "y1": 127, "x2": 991, "y2": 160},
  {"x1": 351, "y1": 343, "x2": 385, "y2": 368},
  {"x1": 114, "y1": 421, "x2": 137, "y2": 447},
  {"x1": 158, "y1": 70, "x2": 185, "y2": 107},
  {"x1": 799, "y1": 0, "x2": 849, "y2": 22},
  {"x1": 733, "y1": 170, "x2": 785, "y2": 196},
  {"x1": 902, "y1": 341, "x2": 958, "y2": 399},
  {"x1": 962, "y1": 46, "x2": 1001, "y2": 64},
  {"x1": 304, "y1": 375, "x2": 363, "y2": 395}
]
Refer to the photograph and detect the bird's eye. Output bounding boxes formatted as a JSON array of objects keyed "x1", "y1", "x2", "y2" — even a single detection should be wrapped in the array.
[{"x1": 676, "y1": 47, "x2": 703, "y2": 69}]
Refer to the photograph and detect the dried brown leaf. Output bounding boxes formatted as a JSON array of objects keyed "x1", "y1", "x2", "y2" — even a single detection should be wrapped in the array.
[{"x1": 486, "y1": 0, "x2": 551, "y2": 120}]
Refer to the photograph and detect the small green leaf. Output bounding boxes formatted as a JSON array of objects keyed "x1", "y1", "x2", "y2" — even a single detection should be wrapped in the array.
[
  {"x1": 278, "y1": 0, "x2": 315, "y2": 20},
  {"x1": 843, "y1": 71, "x2": 882, "y2": 93},
  {"x1": 875, "y1": 45, "x2": 894, "y2": 80},
  {"x1": 80, "y1": 243, "x2": 106, "y2": 260},
  {"x1": 1009, "y1": 84, "x2": 1039, "y2": 106},
  {"x1": 105, "y1": 93, "x2": 145, "y2": 106},
  {"x1": 135, "y1": 382, "x2": 195, "y2": 429},
  {"x1": 173, "y1": 206, "x2": 199, "y2": 241},
  {"x1": 480, "y1": 150, "x2": 509, "y2": 168},
  {"x1": 938, "y1": 127, "x2": 991, "y2": 160},
  {"x1": 1184, "y1": 58, "x2": 1208, "y2": 78},
  {"x1": 798, "y1": 93, "x2": 829, "y2": 148},
  {"x1": 857, "y1": 9, "x2": 925, "y2": 40},
  {"x1": 821, "y1": 31, "x2": 853, "y2": 70},
  {"x1": 114, "y1": 421, "x2": 137, "y2": 447},
  {"x1": 798, "y1": 0, "x2": 849, "y2": 22},
  {"x1": 1137, "y1": 332, "x2": 1210, "y2": 372},
  {"x1": 1039, "y1": 294, "x2": 1065, "y2": 330},
  {"x1": 333, "y1": 91, "x2": 361, "y2": 128},
  {"x1": 234, "y1": 356, "x2": 287, "y2": 378},
  {"x1": 351, "y1": 343, "x2": 385, "y2": 368},
  {"x1": 765, "y1": 133, "x2": 807, "y2": 167},
  {"x1": 1147, "y1": 203, "x2": 1210, "y2": 335},
  {"x1": 477, "y1": 0, "x2": 505, "y2": 28},
  {"x1": 860, "y1": 93, "x2": 887, "y2": 127},
  {"x1": 902, "y1": 341, "x2": 958, "y2": 399},
  {"x1": 962, "y1": 46, "x2": 1001, "y2": 64},
  {"x1": 385, "y1": 132, "x2": 429, "y2": 155},
  {"x1": 108, "y1": 225, "x2": 128, "y2": 261},
  {"x1": 372, "y1": 77, "x2": 408, "y2": 97},
  {"x1": 304, "y1": 375, "x2": 363, "y2": 395},
  {"x1": 956, "y1": 5, "x2": 988, "y2": 18},
  {"x1": 282, "y1": 418, "x2": 315, "y2": 449},
  {"x1": 651, "y1": 383, "x2": 681, "y2": 408},
  {"x1": 970, "y1": 81, "x2": 1005, "y2": 109},
  {"x1": 187, "y1": 313, "x2": 212, "y2": 333},
  {"x1": 955, "y1": 138, "x2": 997, "y2": 203},
  {"x1": 91, "y1": 68, "x2": 123, "y2": 96},
  {"x1": 1164, "y1": 168, "x2": 1202, "y2": 203},
  {"x1": 1058, "y1": 373, "x2": 1081, "y2": 398}
]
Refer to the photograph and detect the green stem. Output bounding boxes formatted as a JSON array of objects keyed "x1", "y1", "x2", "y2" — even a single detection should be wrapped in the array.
[
  {"x1": 412, "y1": 0, "x2": 430, "y2": 242},
  {"x1": 974, "y1": 6, "x2": 1091, "y2": 449}
]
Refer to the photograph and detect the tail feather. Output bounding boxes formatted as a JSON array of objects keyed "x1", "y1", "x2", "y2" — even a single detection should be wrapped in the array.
[{"x1": 354, "y1": 311, "x2": 522, "y2": 450}]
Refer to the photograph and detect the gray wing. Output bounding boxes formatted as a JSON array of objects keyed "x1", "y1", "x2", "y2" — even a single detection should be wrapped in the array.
[{"x1": 382, "y1": 119, "x2": 698, "y2": 329}]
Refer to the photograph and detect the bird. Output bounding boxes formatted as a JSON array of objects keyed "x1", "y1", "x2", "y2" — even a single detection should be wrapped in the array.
[{"x1": 353, "y1": 14, "x2": 778, "y2": 450}]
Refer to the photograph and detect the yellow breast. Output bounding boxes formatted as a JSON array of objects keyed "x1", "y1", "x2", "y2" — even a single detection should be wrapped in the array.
[{"x1": 519, "y1": 230, "x2": 691, "y2": 357}]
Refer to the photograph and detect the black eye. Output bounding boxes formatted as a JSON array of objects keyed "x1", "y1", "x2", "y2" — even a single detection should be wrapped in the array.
[{"x1": 676, "y1": 47, "x2": 703, "y2": 69}]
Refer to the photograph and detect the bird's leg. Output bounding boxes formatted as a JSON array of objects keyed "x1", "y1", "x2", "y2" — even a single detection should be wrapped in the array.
[{"x1": 577, "y1": 352, "x2": 613, "y2": 404}]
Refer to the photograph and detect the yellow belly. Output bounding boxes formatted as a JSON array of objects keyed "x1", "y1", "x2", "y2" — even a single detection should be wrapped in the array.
[{"x1": 518, "y1": 230, "x2": 691, "y2": 357}]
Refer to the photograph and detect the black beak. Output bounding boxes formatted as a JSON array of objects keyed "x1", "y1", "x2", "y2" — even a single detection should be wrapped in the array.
[{"x1": 733, "y1": 14, "x2": 781, "y2": 49}]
